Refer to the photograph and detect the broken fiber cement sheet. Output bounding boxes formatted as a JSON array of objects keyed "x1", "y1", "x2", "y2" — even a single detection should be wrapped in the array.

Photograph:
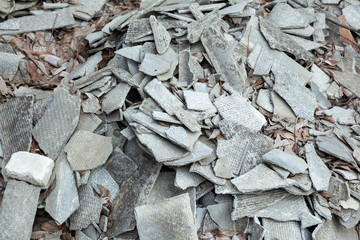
[
  {"x1": 135, "y1": 193, "x2": 198, "y2": 240},
  {"x1": 0, "y1": 8, "x2": 75, "y2": 35}
]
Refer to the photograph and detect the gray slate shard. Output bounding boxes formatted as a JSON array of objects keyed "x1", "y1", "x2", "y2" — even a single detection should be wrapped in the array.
[
  {"x1": 102, "y1": 81, "x2": 131, "y2": 114},
  {"x1": 115, "y1": 45, "x2": 142, "y2": 63},
  {"x1": 231, "y1": 164, "x2": 296, "y2": 193},
  {"x1": 328, "y1": 177, "x2": 350, "y2": 202},
  {"x1": 149, "y1": 15, "x2": 171, "y2": 54},
  {"x1": 263, "y1": 219, "x2": 302, "y2": 240},
  {"x1": 263, "y1": 149, "x2": 308, "y2": 175},
  {"x1": 190, "y1": 162, "x2": 226, "y2": 186},
  {"x1": 305, "y1": 143, "x2": 331, "y2": 192},
  {"x1": 0, "y1": 8, "x2": 76, "y2": 35},
  {"x1": 323, "y1": 107, "x2": 356, "y2": 125},
  {"x1": 0, "y1": 180, "x2": 41, "y2": 240},
  {"x1": 66, "y1": 51, "x2": 103, "y2": 81},
  {"x1": 13, "y1": 86, "x2": 54, "y2": 100},
  {"x1": 283, "y1": 25, "x2": 315, "y2": 38},
  {"x1": 135, "y1": 193, "x2": 198, "y2": 240},
  {"x1": 232, "y1": 189, "x2": 290, "y2": 220},
  {"x1": 207, "y1": 202, "x2": 237, "y2": 231},
  {"x1": 64, "y1": 130, "x2": 113, "y2": 171},
  {"x1": 267, "y1": 3, "x2": 311, "y2": 29},
  {"x1": 343, "y1": 5, "x2": 360, "y2": 30},
  {"x1": 256, "y1": 89, "x2": 273, "y2": 112},
  {"x1": 75, "y1": 230, "x2": 93, "y2": 240},
  {"x1": 165, "y1": 126, "x2": 191, "y2": 150},
  {"x1": 247, "y1": 216, "x2": 266, "y2": 240},
  {"x1": 271, "y1": 91, "x2": 296, "y2": 121},
  {"x1": 152, "y1": 111, "x2": 182, "y2": 124},
  {"x1": 313, "y1": 218, "x2": 358, "y2": 240},
  {"x1": 102, "y1": 10, "x2": 138, "y2": 34},
  {"x1": 215, "y1": 94, "x2": 266, "y2": 132},
  {"x1": 32, "y1": 88, "x2": 81, "y2": 159},
  {"x1": 33, "y1": 97, "x2": 54, "y2": 126},
  {"x1": 331, "y1": 58, "x2": 360, "y2": 98},
  {"x1": 69, "y1": 184, "x2": 103, "y2": 230},
  {"x1": 187, "y1": 9, "x2": 221, "y2": 43},
  {"x1": 272, "y1": 62, "x2": 317, "y2": 121},
  {"x1": 201, "y1": 26, "x2": 245, "y2": 93},
  {"x1": 104, "y1": 147, "x2": 138, "y2": 186},
  {"x1": 217, "y1": 125, "x2": 274, "y2": 176},
  {"x1": 75, "y1": 112, "x2": 102, "y2": 132},
  {"x1": 165, "y1": 141, "x2": 213, "y2": 166},
  {"x1": 139, "y1": 53, "x2": 171, "y2": 76},
  {"x1": 316, "y1": 136, "x2": 357, "y2": 167},
  {"x1": 144, "y1": 78, "x2": 184, "y2": 115},
  {"x1": 175, "y1": 166, "x2": 206, "y2": 190},
  {"x1": 259, "y1": 17, "x2": 315, "y2": 61},
  {"x1": 88, "y1": 167, "x2": 120, "y2": 203},
  {"x1": 219, "y1": 1, "x2": 251, "y2": 15},
  {"x1": 109, "y1": 153, "x2": 161, "y2": 237},
  {"x1": 0, "y1": 96, "x2": 33, "y2": 165},
  {"x1": 45, "y1": 152, "x2": 80, "y2": 225},
  {"x1": 70, "y1": 0, "x2": 106, "y2": 21},
  {"x1": 0, "y1": 52, "x2": 22, "y2": 80},
  {"x1": 174, "y1": 108, "x2": 201, "y2": 132},
  {"x1": 183, "y1": 90, "x2": 216, "y2": 112}
]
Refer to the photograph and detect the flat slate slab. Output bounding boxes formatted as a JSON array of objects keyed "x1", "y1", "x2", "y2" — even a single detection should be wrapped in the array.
[
  {"x1": 0, "y1": 180, "x2": 41, "y2": 240},
  {"x1": 45, "y1": 152, "x2": 80, "y2": 225},
  {"x1": 263, "y1": 219, "x2": 303, "y2": 240},
  {"x1": 135, "y1": 193, "x2": 198, "y2": 240},
  {"x1": 64, "y1": 130, "x2": 113, "y2": 171},
  {"x1": 32, "y1": 88, "x2": 81, "y2": 159}
]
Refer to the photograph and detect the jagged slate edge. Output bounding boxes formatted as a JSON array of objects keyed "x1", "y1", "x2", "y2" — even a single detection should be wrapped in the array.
[
  {"x1": 135, "y1": 193, "x2": 198, "y2": 240},
  {"x1": 0, "y1": 96, "x2": 33, "y2": 164},
  {"x1": 45, "y1": 152, "x2": 80, "y2": 225},
  {"x1": 69, "y1": 184, "x2": 103, "y2": 230},
  {"x1": 32, "y1": 88, "x2": 81, "y2": 159},
  {"x1": 0, "y1": 180, "x2": 41, "y2": 240},
  {"x1": 149, "y1": 15, "x2": 171, "y2": 54}
]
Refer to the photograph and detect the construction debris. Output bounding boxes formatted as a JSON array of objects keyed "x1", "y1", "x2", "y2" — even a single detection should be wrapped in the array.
[{"x1": 0, "y1": 0, "x2": 359, "y2": 239}]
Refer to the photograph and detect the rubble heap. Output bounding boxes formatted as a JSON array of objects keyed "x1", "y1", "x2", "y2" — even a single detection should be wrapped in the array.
[{"x1": 0, "y1": 0, "x2": 360, "y2": 239}]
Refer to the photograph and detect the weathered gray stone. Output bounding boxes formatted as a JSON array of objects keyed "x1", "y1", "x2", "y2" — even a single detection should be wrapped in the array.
[
  {"x1": 64, "y1": 130, "x2": 113, "y2": 171},
  {"x1": 207, "y1": 202, "x2": 238, "y2": 231},
  {"x1": 183, "y1": 90, "x2": 216, "y2": 112},
  {"x1": 323, "y1": 107, "x2": 356, "y2": 125},
  {"x1": 232, "y1": 189, "x2": 289, "y2": 220},
  {"x1": 102, "y1": 81, "x2": 131, "y2": 114},
  {"x1": 313, "y1": 218, "x2": 358, "y2": 240},
  {"x1": 45, "y1": 152, "x2": 80, "y2": 225},
  {"x1": 157, "y1": 47, "x2": 179, "y2": 81},
  {"x1": 135, "y1": 194, "x2": 198, "y2": 240},
  {"x1": 263, "y1": 219, "x2": 302, "y2": 240},
  {"x1": 271, "y1": 91, "x2": 296, "y2": 121},
  {"x1": 0, "y1": 52, "x2": 22, "y2": 80},
  {"x1": 305, "y1": 143, "x2": 331, "y2": 192},
  {"x1": 149, "y1": 15, "x2": 171, "y2": 54},
  {"x1": 283, "y1": 25, "x2": 315, "y2": 38},
  {"x1": 102, "y1": 10, "x2": 138, "y2": 34},
  {"x1": 175, "y1": 166, "x2": 206, "y2": 190},
  {"x1": 88, "y1": 167, "x2": 119, "y2": 203},
  {"x1": 144, "y1": 79, "x2": 184, "y2": 115},
  {"x1": 214, "y1": 94, "x2": 266, "y2": 132},
  {"x1": 343, "y1": 5, "x2": 360, "y2": 30},
  {"x1": 201, "y1": 25, "x2": 245, "y2": 92},
  {"x1": 69, "y1": 184, "x2": 103, "y2": 230},
  {"x1": 139, "y1": 54, "x2": 171, "y2": 76},
  {"x1": 165, "y1": 126, "x2": 191, "y2": 150},
  {"x1": 82, "y1": 93, "x2": 101, "y2": 113},
  {"x1": 0, "y1": 180, "x2": 41, "y2": 240},
  {"x1": 66, "y1": 52, "x2": 103, "y2": 81},
  {"x1": 267, "y1": 3, "x2": 312, "y2": 29},
  {"x1": 115, "y1": 45, "x2": 142, "y2": 63},
  {"x1": 70, "y1": 0, "x2": 106, "y2": 21},
  {"x1": 256, "y1": 89, "x2": 273, "y2": 113},
  {"x1": 213, "y1": 157, "x2": 233, "y2": 179},
  {"x1": 174, "y1": 108, "x2": 201, "y2": 132},
  {"x1": 231, "y1": 164, "x2": 296, "y2": 193},
  {"x1": 5, "y1": 151, "x2": 54, "y2": 187},
  {"x1": 32, "y1": 88, "x2": 81, "y2": 159},
  {"x1": 75, "y1": 112, "x2": 102, "y2": 133},
  {"x1": 152, "y1": 111, "x2": 182, "y2": 124},
  {"x1": 190, "y1": 163, "x2": 226, "y2": 185},
  {"x1": 262, "y1": 149, "x2": 308, "y2": 175}
]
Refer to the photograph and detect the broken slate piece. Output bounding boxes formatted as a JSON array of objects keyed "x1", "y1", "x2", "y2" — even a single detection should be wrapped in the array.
[
  {"x1": 213, "y1": 157, "x2": 233, "y2": 179},
  {"x1": 152, "y1": 111, "x2": 182, "y2": 124},
  {"x1": 64, "y1": 130, "x2": 112, "y2": 171},
  {"x1": 316, "y1": 136, "x2": 356, "y2": 166},
  {"x1": 45, "y1": 152, "x2": 80, "y2": 225},
  {"x1": 262, "y1": 149, "x2": 308, "y2": 175},
  {"x1": 175, "y1": 166, "x2": 206, "y2": 190},
  {"x1": 88, "y1": 167, "x2": 119, "y2": 203},
  {"x1": 231, "y1": 164, "x2": 296, "y2": 193},
  {"x1": 0, "y1": 52, "x2": 22, "y2": 80},
  {"x1": 0, "y1": 180, "x2": 41, "y2": 240},
  {"x1": 271, "y1": 91, "x2": 296, "y2": 121},
  {"x1": 267, "y1": 3, "x2": 311, "y2": 29},
  {"x1": 5, "y1": 151, "x2": 54, "y2": 187},
  {"x1": 174, "y1": 108, "x2": 201, "y2": 132},
  {"x1": 82, "y1": 93, "x2": 101, "y2": 113},
  {"x1": 207, "y1": 202, "x2": 238, "y2": 231},
  {"x1": 217, "y1": 125, "x2": 274, "y2": 176},
  {"x1": 247, "y1": 216, "x2": 266, "y2": 240},
  {"x1": 232, "y1": 189, "x2": 290, "y2": 220},
  {"x1": 305, "y1": 143, "x2": 331, "y2": 192},
  {"x1": 190, "y1": 163, "x2": 226, "y2": 186},
  {"x1": 164, "y1": 141, "x2": 213, "y2": 166},
  {"x1": 323, "y1": 107, "x2": 356, "y2": 125},
  {"x1": 313, "y1": 218, "x2": 358, "y2": 240},
  {"x1": 259, "y1": 17, "x2": 315, "y2": 61},
  {"x1": 214, "y1": 94, "x2": 266, "y2": 132},
  {"x1": 135, "y1": 193, "x2": 198, "y2": 240},
  {"x1": 115, "y1": 45, "x2": 142, "y2": 63},
  {"x1": 70, "y1": 0, "x2": 106, "y2": 21},
  {"x1": 102, "y1": 81, "x2": 131, "y2": 114},
  {"x1": 149, "y1": 15, "x2": 171, "y2": 54},
  {"x1": 157, "y1": 47, "x2": 179, "y2": 81},
  {"x1": 144, "y1": 78, "x2": 184, "y2": 115},
  {"x1": 139, "y1": 53, "x2": 171, "y2": 76},
  {"x1": 32, "y1": 88, "x2": 81, "y2": 159},
  {"x1": 183, "y1": 90, "x2": 216, "y2": 112},
  {"x1": 256, "y1": 89, "x2": 273, "y2": 113},
  {"x1": 201, "y1": 25, "x2": 245, "y2": 92},
  {"x1": 343, "y1": 5, "x2": 360, "y2": 31},
  {"x1": 0, "y1": 96, "x2": 33, "y2": 166},
  {"x1": 70, "y1": 184, "x2": 103, "y2": 230},
  {"x1": 165, "y1": 126, "x2": 191, "y2": 150},
  {"x1": 262, "y1": 219, "x2": 302, "y2": 240}
]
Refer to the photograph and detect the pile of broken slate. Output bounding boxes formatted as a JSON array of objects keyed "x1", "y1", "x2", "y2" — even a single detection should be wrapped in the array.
[{"x1": 1, "y1": 0, "x2": 360, "y2": 239}]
